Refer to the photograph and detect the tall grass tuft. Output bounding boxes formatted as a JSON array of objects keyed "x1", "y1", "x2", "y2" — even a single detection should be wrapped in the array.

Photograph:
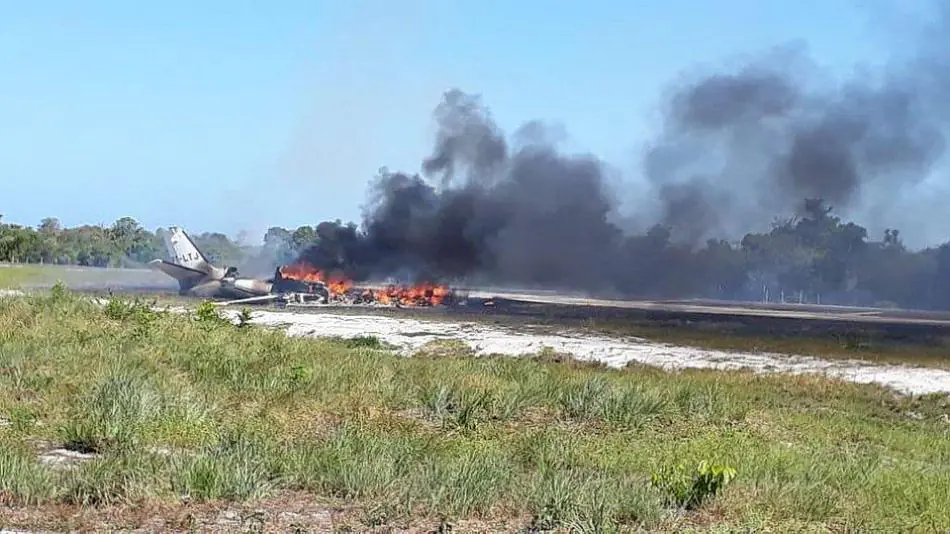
[
  {"x1": 0, "y1": 446, "x2": 56, "y2": 505},
  {"x1": 58, "y1": 368, "x2": 162, "y2": 454},
  {"x1": 419, "y1": 383, "x2": 493, "y2": 430},
  {"x1": 173, "y1": 434, "x2": 277, "y2": 501},
  {"x1": 555, "y1": 376, "x2": 669, "y2": 428},
  {"x1": 58, "y1": 452, "x2": 165, "y2": 506}
]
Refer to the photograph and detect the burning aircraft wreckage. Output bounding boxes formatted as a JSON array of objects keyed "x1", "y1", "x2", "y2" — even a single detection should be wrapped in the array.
[
  {"x1": 272, "y1": 263, "x2": 457, "y2": 307},
  {"x1": 149, "y1": 226, "x2": 463, "y2": 309}
]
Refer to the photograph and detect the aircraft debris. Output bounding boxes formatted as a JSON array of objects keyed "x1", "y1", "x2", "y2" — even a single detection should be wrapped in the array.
[
  {"x1": 150, "y1": 227, "x2": 462, "y2": 309},
  {"x1": 276, "y1": 262, "x2": 460, "y2": 307},
  {"x1": 148, "y1": 227, "x2": 278, "y2": 299}
]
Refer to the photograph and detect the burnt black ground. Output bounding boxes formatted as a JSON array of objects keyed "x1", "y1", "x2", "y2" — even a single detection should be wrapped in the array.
[{"x1": 20, "y1": 262, "x2": 950, "y2": 350}]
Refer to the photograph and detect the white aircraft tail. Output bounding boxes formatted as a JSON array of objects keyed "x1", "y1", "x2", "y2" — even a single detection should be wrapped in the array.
[
  {"x1": 148, "y1": 227, "x2": 224, "y2": 291},
  {"x1": 163, "y1": 227, "x2": 211, "y2": 272}
]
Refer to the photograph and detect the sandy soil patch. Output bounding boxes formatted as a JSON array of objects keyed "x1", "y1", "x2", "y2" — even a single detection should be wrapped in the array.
[{"x1": 221, "y1": 308, "x2": 950, "y2": 396}]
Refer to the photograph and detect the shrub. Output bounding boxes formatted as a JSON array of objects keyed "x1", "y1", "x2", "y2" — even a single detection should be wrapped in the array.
[
  {"x1": 650, "y1": 460, "x2": 737, "y2": 510},
  {"x1": 194, "y1": 301, "x2": 229, "y2": 328}
]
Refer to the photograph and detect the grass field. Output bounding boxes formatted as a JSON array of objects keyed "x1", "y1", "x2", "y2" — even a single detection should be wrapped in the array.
[
  {"x1": 0, "y1": 264, "x2": 48, "y2": 289},
  {"x1": 0, "y1": 262, "x2": 174, "y2": 294},
  {"x1": 2, "y1": 289, "x2": 950, "y2": 532}
]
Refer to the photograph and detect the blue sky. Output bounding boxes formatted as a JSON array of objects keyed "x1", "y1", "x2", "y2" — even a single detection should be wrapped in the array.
[{"x1": 0, "y1": 0, "x2": 906, "y2": 243}]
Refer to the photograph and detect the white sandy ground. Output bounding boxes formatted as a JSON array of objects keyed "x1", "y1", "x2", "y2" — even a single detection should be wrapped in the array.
[
  {"x1": 5, "y1": 289, "x2": 950, "y2": 397},
  {"x1": 212, "y1": 307, "x2": 950, "y2": 397}
]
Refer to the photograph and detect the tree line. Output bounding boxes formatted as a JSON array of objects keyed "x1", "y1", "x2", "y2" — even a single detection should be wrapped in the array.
[
  {"x1": 0, "y1": 214, "x2": 327, "y2": 275},
  {"x1": 3, "y1": 200, "x2": 950, "y2": 310}
]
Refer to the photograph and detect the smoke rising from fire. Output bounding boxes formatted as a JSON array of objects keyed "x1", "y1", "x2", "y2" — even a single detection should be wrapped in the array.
[
  {"x1": 297, "y1": 88, "x2": 624, "y2": 293},
  {"x1": 642, "y1": 14, "x2": 950, "y2": 243},
  {"x1": 295, "y1": 4, "x2": 950, "y2": 298}
]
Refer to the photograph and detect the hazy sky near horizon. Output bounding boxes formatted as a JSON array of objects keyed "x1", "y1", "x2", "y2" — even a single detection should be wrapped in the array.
[{"x1": 0, "y1": 1, "x2": 915, "y2": 243}]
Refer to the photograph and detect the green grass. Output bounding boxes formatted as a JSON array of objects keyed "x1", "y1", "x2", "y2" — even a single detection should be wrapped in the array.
[
  {"x1": 0, "y1": 262, "x2": 172, "y2": 291},
  {"x1": 1, "y1": 289, "x2": 950, "y2": 531},
  {"x1": 0, "y1": 264, "x2": 48, "y2": 288}
]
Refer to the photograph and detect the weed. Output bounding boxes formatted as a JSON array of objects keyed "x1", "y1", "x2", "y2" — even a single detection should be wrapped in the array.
[
  {"x1": 59, "y1": 453, "x2": 162, "y2": 506},
  {"x1": 361, "y1": 502, "x2": 397, "y2": 527},
  {"x1": 7, "y1": 405, "x2": 38, "y2": 432},
  {"x1": 0, "y1": 447, "x2": 55, "y2": 505},
  {"x1": 58, "y1": 369, "x2": 161, "y2": 454},
  {"x1": 558, "y1": 376, "x2": 609, "y2": 419},
  {"x1": 343, "y1": 335, "x2": 385, "y2": 349},
  {"x1": 236, "y1": 307, "x2": 254, "y2": 328},
  {"x1": 49, "y1": 280, "x2": 67, "y2": 301},
  {"x1": 598, "y1": 384, "x2": 668, "y2": 428},
  {"x1": 194, "y1": 301, "x2": 229, "y2": 328},
  {"x1": 103, "y1": 296, "x2": 163, "y2": 340},
  {"x1": 419, "y1": 384, "x2": 492, "y2": 430},
  {"x1": 173, "y1": 436, "x2": 276, "y2": 501},
  {"x1": 555, "y1": 377, "x2": 667, "y2": 428},
  {"x1": 651, "y1": 460, "x2": 737, "y2": 510}
]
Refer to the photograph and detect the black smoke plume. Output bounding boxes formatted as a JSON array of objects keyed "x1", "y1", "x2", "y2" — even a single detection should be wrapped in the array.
[
  {"x1": 298, "y1": 88, "x2": 624, "y2": 293},
  {"x1": 295, "y1": 3, "x2": 950, "y2": 304},
  {"x1": 643, "y1": 28, "x2": 949, "y2": 244}
]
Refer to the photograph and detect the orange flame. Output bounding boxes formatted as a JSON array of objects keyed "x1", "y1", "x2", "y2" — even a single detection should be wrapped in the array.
[
  {"x1": 278, "y1": 263, "x2": 451, "y2": 306},
  {"x1": 278, "y1": 263, "x2": 352, "y2": 297},
  {"x1": 368, "y1": 281, "x2": 451, "y2": 307}
]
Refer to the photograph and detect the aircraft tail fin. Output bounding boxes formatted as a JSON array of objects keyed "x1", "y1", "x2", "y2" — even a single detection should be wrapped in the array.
[
  {"x1": 148, "y1": 227, "x2": 226, "y2": 292},
  {"x1": 162, "y1": 227, "x2": 213, "y2": 272}
]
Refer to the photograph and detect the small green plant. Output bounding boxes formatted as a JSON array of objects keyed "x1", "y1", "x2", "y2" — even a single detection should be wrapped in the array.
[
  {"x1": 194, "y1": 301, "x2": 229, "y2": 328},
  {"x1": 7, "y1": 406, "x2": 37, "y2": 432},
  {"x1": 650, "y1": 460, "x2": 737, "y2": 510},
  {"x1": 50, "y1": 280, "x2": 68, "y2": 301},
  {"x1": 102, "y1": 297, "x2": 162, "y2": 339},
  {"x1": 172, "y1": 435, "x2": 275, "y2": 501},
  {"x1": 103, "y1": 296, "x2": 153, "y2": 320},
  {"x1": 343, "y1": 335, "x2": 384, "y2": 349},
  {"x1": 236, "y1": 307, "x2": 253, "y2": 328},
  {"x1": 287, "y1": 365, "x2": 313, "y2": 389}
]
